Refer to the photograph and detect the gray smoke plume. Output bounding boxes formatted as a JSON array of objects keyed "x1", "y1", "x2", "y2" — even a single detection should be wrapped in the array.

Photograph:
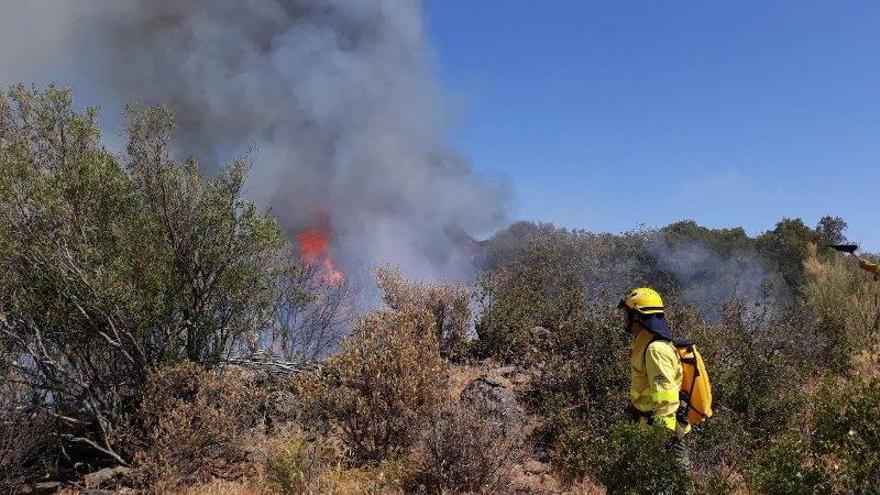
[
  {"x1": 648, "y1": 237, "x2": 788, "y2": 320},
  {"x1": 0, "y1": 0, "x2": 510, "y2": 281}
]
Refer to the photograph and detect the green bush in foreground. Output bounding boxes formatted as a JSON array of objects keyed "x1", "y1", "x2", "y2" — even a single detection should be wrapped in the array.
[
  {"x1": 267, "y1": 435, "x2": 313, "y2": 494},
  {"x1": 563, "y1": 422, "x2": 690, "y2": 495},
  {"x1": 0, "y1": 85, "x2": 306, "y2": 465},
  {"x1": 749, "y1": 432, "x2": 820, "y2": 495},
  {"x1": 747, "y1": 378, "x2": 880, "y2": 494},
  {"x1": 813, "y1": 377, "x2": 880, "y2": 493}
]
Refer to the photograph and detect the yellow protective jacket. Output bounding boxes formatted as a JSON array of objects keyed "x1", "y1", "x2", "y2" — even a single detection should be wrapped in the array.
[{"x1": 630, "y1": 327, "x2": 682, "y2": 431}]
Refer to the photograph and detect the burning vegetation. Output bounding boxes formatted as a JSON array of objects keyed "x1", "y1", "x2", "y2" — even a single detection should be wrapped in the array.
[
  {"x1": 0, "y1": 4, "x2": 877, "y2": 494},
  {"x1": 296, "y1": 223, "x2": 345, "y2": 286},
  {"x1": 0, "y1": 0, "x2": 876, "y2": 493},
  {"x1": 0, "y1": 0, "x2": 510, "y2": 281},
  {"x1": 2, "y1": 87, "x2": 880, "y2": 494}
]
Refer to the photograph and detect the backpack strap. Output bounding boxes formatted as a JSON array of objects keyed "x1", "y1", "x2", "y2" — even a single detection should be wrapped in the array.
[{"x1": 641, "y1": 332, "x2": 671, "y2": 369}]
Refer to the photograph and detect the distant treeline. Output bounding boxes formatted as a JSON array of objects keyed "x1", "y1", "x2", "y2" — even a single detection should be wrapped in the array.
[{"x1": 478, "y1": 216, "x2": 850, "y2": 316}]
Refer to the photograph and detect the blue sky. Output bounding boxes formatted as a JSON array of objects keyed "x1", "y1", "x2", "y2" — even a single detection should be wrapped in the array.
[{"x1": 427, "y1": 1, "x2": 879, "y2": 250}]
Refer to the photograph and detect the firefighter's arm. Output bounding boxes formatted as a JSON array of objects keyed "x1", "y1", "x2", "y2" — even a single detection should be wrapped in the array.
[
  {"x1": 645, "y1": 343, "x2": 679, "y2": 429},
  {"x1": 858, "y1": 259, "x2": 880, "y2": 279}
]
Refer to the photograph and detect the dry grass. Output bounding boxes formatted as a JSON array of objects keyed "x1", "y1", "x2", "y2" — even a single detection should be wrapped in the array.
[
  {"x1": 312, "y1": 463, "x2": 408, "y2": 495},
  {"x1": 417, "y1": 398, "x2": 525, "y2": 493},
  {"x1": 170, "y1": 426, "x2": 407, "y2": 494},
  {"x1": 804, "y1": 244, "x2": 880, "y2": 344},
  {"x1": 0, "y1": 392, "x2": 48, "y2": 491},
  {"x1": 178, "y1": 480, "x2": 270, "y2": 495},
  {"x1": 120, "y1": 363, "x2": 265, "y2": 491},
  {"x1": 562, "y1": 477, "x2": 607, "y2": 494}
]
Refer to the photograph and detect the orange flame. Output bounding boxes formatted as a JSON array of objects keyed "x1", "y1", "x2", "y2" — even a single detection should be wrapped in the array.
[{"x1": 296, "y1": 224, "x2": 344, "y2": 285}]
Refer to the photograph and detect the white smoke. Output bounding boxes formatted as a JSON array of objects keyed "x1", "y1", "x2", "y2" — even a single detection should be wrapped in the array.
[
  {"x1": 0, "y1": 0, "x2": 510, "y2": 281},
  {"x1": 648, "y1": 237, "x2": 787, "y2": 320}
]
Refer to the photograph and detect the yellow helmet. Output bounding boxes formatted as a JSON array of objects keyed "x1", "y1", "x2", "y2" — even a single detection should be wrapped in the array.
[{"x1": 618, "y1": 287, "x2": 664, "y2": 315}]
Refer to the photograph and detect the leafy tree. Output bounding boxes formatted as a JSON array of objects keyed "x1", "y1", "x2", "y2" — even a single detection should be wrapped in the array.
[
  {"x1": 0, "y1": 86, "x2": 305, "y2": 464},
  {"x1": 475, "y1": 228, "x2": 593, "y2": 359},
  {"x1": 815, "y1": 215, "x2": 847, "y2": 246},
  {"x1": 757, "y1": 216, "x2": 848, "y2": 291},
  {"x1": 661, "y1": 220, "x2": 752, "y2": 255}
]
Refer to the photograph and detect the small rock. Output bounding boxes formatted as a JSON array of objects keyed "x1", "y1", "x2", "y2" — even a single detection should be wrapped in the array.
[
  {"x1": 477, "y1": 376, "x2": 504, "y2": 388},
  {"x1": 494, "y1": 365, "x2": 517, "y2": 375},
  {"x1": 523, "y1": 459, "x2": 551, "y2": 474},
  {"x1": 83, "y1": 466, "x2": 132, "y2": 488},
  {"x1": 460, "y1": 376, "x2": 523, "y2": 424},
  {"x1": 510, "y1": 373, "x2": 530, "y2": 385},
  {"x1": 16, "y1": 481, "x2": 61, "y2": 495}
]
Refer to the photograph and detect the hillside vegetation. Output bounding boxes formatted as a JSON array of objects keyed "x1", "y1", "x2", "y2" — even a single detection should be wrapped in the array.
[{"x1": 2, "y1": 87, "x2": 879, "y2": 494}]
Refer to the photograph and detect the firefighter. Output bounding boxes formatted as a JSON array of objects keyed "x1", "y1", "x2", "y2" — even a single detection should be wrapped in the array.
[
  {"x1": 827, "y1": 244, "x2": 880, "y2": 280},
  {"x1": 618, "y1": 287, "x2": 692, "y2": 486}
]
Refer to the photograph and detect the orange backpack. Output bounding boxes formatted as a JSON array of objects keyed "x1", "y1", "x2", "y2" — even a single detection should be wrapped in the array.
[{"x1": 673, "y1": 339, "x2": 713, "y2": 425}]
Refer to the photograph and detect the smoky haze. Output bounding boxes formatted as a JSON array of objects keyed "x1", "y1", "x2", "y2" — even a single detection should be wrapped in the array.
[
  {"x1": 0, "y1": 0, "x2": 510, "y2": 281},
  {"x1": 648, "y1": 238, "x2": 788, "y2": 320}
]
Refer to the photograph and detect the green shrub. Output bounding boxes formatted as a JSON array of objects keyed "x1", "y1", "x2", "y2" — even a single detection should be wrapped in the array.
[
  {"x1": 474, "y1": 228, "x2": 593, "y2": 360},
  {"x1": 266, "y1": 434, "x2": 313, "y2": 494},
  {"x1": 690, "y1": 423, "x2": 766, "y2": 494},
  {"x1": 746, "y1": 378, "x2": 880, "y2": 494},
  {"x1": 703, "y1": 299, "x2": 813, "y2": 440},
  {"x1": 563, "y1": 422, "x2": 691, "y2": 495},
  {"x1": 813, "y1": 377, "x2": 880, "y2": 493},
  {"x1": 749, "y1": 432, "x2": 821, "y2": 495},
  {"x1": 0, "y1": 85, "x2": 305, "y2": 465},
  {"x1": 697, "y1": 474, "x2": 736, "y2": 495},
  {"x1": 529, "y1": 306, "x2": 630, "y2": 455}
]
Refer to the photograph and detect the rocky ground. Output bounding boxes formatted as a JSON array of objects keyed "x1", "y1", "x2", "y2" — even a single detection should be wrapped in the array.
[{"x1": 16, "y1": 357, "x2": 609, "y2": 495}]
